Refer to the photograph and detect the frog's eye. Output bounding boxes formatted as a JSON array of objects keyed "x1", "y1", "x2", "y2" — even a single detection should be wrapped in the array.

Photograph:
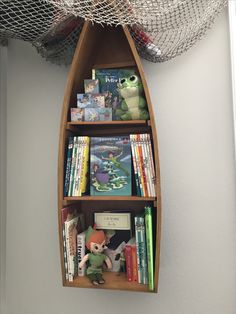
[
  {"x1": 120, "y1": 78, "x2": 127, "y2": 84},
  {"x1": 129, "y1": 75, "x2": 138, "y2": 83}
]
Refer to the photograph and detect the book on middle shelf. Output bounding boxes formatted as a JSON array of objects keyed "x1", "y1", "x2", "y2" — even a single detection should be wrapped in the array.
[{"x1": 90, "y1": 136, "x2": 132, "y2": 196}]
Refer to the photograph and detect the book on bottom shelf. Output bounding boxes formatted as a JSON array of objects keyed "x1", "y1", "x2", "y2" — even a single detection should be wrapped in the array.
[
  {"x1": 61, "y1": 207, "x2": 85, "y2": 282},
  {"x1": 90, "y1": 136, "x2": 132, "y2": 196},
  {"x1": 135, "y1": 216, "x2": 148, "y2": 285}
]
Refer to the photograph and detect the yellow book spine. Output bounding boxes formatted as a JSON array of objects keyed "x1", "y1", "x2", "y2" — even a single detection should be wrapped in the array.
[{"x1": 80, "y1": 137, "x2": 90, "y2": 194}]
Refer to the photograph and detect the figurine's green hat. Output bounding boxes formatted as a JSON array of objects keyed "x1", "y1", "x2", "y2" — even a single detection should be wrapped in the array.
[{"x1": 85, "y1": 226, "x2": 95, "y2": 244}]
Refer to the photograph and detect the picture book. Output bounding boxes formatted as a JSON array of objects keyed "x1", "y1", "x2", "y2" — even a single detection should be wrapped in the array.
[
  {"x1": 90, "y1": 136, "x2": 132, "y2": 196},
  {"x1": 84, "y1": 108, "x2": 99, "y2": 122},
  {"x1": 90, "y1": 94, "x2": 105, "y2": 108},
  {"x1": 70, "y1": 108, "x2": 84, "y2": 121},
  {"x1": 92, "y1": 68, "x2": 135, "y2": 117},
  {"x1": 84, "y1": 79, "x2": 99, "y2": 94},
  {"x1": 84, "y1": 108, "x2": 112, "y2": 122},
  {"x1": 77, "y1": 93, "x2": 93, "y2": 109},
  {"x1": 94, "y1": 212, "x2": 132, "y2": 272}
]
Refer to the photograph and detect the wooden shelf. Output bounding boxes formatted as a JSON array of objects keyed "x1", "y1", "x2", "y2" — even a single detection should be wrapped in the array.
[
  {"x1": 92, "y1": 61, "x2": 136, "y2": 69},
  {"x1": 64, "y1": 196, "x2": 156, "y2": 201},
  {"x1": 67, "y1": 120, "x2": 150, "y2": 126},
  {"x1": 58, "y1": 21, "x2": 162, "y2": 293},
  {"x1": 64, "y1": 272, "x2": 153, "y2": 293}
]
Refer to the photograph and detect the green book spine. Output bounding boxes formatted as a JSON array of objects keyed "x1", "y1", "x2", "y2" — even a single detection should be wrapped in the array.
[{"x1": 145, "y1": 206, "x2": 154, "y2": 290}]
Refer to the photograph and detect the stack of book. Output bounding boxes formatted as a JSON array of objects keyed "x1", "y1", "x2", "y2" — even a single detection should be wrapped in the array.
[
  {"x1": 71, "y1": 78, "x2": 112, "y2": 122},
  {"x1": 123, "y1": 207, "x2": 154, "y2": 290},
  {"x1": 64, "y1": 136, "x2": 90, "y2": 197},
  {"x1": 61, "y1": 208, "x2": 85, "y2": 282},
  {"x1": 130, "y1": 134, "x2": 156, "y2": 197}
]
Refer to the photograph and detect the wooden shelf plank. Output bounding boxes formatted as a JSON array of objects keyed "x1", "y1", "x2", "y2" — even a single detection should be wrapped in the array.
[
  {"x1": 64, "y1": 272, "x2": 153, "y2": 293},
  {"x1": 64, "y1": 196, "x2": 156, "y2": 201},
  {"x1": 92, "y1": 61, "x2": 136, "y2": 69},
  {"x1": 67, "y1": 120, "x2": 149, "y2": 126}
]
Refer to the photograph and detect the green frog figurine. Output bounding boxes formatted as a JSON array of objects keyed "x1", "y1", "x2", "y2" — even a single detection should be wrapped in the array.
[{"x1": 115, "y1": 74, "x2": 149, "y2": 120}]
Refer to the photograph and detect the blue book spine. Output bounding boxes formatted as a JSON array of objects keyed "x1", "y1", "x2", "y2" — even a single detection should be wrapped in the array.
[{"x1": 64, "y1": 137, "x2": 74, "y2": 196}]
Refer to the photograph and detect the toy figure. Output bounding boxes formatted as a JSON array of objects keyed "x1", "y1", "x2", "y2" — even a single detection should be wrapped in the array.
[
  {"x1": 115, "y1": 74, "x2": 149, "y2": 120},
  {"x1": 79, "y1": 226, "x2": 112, "y2": 285},
  {"x1": 102, "y1": 151, "x2": 130, "y2": 176}
]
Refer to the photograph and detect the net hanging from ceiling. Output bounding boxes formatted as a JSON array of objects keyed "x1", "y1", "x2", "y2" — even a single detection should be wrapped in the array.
[{"x1": 0, "y1": 0, "x2": 227, "y2": 65}]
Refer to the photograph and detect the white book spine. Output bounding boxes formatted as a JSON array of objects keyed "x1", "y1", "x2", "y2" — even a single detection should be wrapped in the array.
[{"x1": 77, "y1": 232, "x2": 86, "y2": 276}]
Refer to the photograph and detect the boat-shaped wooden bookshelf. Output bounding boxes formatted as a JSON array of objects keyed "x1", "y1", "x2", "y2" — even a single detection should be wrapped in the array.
[{"x1": 58, "y1": 21, "x2": 161, "y2": 293}]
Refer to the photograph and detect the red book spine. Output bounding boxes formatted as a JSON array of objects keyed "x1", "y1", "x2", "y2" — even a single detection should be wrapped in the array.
[
  {"x1": 131, "y1": 245, "x2": 138, "y2": 282},
  {"x1": 125, "y1": 245, "x2": 133, "y2": 282}
]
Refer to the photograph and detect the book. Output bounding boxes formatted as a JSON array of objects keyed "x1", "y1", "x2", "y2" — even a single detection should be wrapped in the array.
[
  {"x1": 90, "y1": 94, "x2": 105, "y2": 108},
  {"x1": 70, "y1": 108, "x2": 84, "y2": 121},
  {"x1": 130, "y1": 134, "x2": 156, "y2": 197},
  {"x1": 92, "y1": 68, "x2": 135, "y2": 117},
  {"x1": 62, "y1": 210, "x2": 85, "y2": 281},
  {"x1": 84, "y1": 108, "x2": 112, "y2": 122},
  {"x1": 84, "y1": 79, "x2": 99, "y2": 94},
  {"x1": 90, "y1": 136, "x2": 132, "y2": 196},
  {"x1": 64, "y1": 215, "x2": 78, "y2": 282},
  {"x1": 77, "y1": 231, "x2": 86, "y2": 276},
  {"x1": 125, "y1": 237, "x2": 137, "y2": 282},
  {"x1": 134, "y1": 216, "x2": 148, "y2": 284},
  {"x1": 125, "y1": 245, "x2": 133, "y2": 281},
  {"x1": 94, "y1": 212, "x2": 132, "y2": 272},
  {"x1": 64, "y1": 137, "x2": 74, "y2": 197},
  {"x1": 77, "y1": 93, "x2": 93, "y2": 109},
  {"x1": 145, "y1": 206, "x2": 154, "y2": 290}
]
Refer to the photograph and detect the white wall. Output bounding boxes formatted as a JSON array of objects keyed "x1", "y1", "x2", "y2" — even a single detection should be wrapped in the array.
[{"x1": 4, "y1": 8, "x2": 236, "y2": 314}]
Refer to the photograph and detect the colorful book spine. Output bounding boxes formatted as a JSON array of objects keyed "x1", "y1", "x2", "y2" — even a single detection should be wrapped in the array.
[
  {"x1": 77, "y1": 231, "x2": 86, "y2": 276},
  {"x1": 64, "y1": 137, "x2": 73, "y2": 196},
  {"x1": 138, "y1": 134, "x2": 148, "y2": 196},
  {"x1": 62, "y1": 225, "x2": 69, "y2": 280},
  {"x1": 68, "y1": 137, "x2": 77, "y2": 196},
  {"x1": 130, "y1": 135, "x2": 141, "y2": 196},
  {"x1": 125, "y1": 245, "x2": 133, "y2": 282},
  {"x1": 131, "y1": 245, "x2": 138, "y2": 282},
  {"x1": 73, "y1": 137, "x2": 83, "y2": 196},
  {"x1": 64, "y1": 216, "x2": 78, "y2": 281},
  {"x1": 146, "y1": 133, "x2": 156, "y2": 197},
  {"x1": 135, "y1": 216, "x2": 148, "y2": 284},
  {"x1": 145, "y1": 206, "x2": 154, "y2": 290},
  {"x1": 133, "y1": 135, "x2": 144, "y2": 196},
  {"x1": 79, "y1": 137, "x2": 90, "y2": 195},
  {"x1": 141, "y1": 133, "x2": 151, "y2": 197}
]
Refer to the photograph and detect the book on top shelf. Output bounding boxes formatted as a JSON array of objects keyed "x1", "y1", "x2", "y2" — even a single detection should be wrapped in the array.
[
  {"x1": 84, "y1": 79, "x2": 99, "y2": 94},
  {"x1": 71, "y1": 108, "x2": 84, "y2": 121},
  {"x1": 90, "y1": 136, "x2": 132, "y2": 196},
  {"x1": 84, "y1": 108, "x2": 112, "y2": 122},
  {"x1": 77, "y1": 93, "x2": 94, "y2": 109}
]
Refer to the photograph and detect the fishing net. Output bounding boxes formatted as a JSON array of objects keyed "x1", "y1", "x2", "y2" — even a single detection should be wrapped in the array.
[{"x1": 0, "y1": 0, "x2": 227, "y2": 65}]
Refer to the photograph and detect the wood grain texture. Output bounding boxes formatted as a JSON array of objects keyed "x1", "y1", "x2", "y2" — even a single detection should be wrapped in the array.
[{"x1": 58, "y1": 21, "x2": 162, "y2": 293}]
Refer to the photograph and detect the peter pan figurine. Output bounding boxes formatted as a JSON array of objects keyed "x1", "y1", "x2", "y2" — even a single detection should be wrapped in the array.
[{"x1": 79, "y1": 226, "x2": 112, "y2": 285}]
